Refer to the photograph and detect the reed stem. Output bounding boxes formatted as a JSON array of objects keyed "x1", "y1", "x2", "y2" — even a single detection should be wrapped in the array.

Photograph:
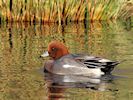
[
  {"x1": 9, "y1": 0, "x2": 13, "y2": 12},
  {"x1": 57, "y1": 0, "x2": 61, "y2": 25}
]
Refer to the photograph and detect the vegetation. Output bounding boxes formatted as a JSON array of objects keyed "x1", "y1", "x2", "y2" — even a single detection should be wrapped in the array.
[{"x1": 0, "y1": 0, "x2": 133, "y2": 24}]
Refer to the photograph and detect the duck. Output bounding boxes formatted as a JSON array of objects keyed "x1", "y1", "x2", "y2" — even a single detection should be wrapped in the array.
[{"x1": 41, "y1": 41, "x2": 119, "y2": 78}]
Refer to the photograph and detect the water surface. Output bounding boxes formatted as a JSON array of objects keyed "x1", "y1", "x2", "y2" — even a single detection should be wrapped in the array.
[{"x1": 0, "y1": 21, "x2": 133, "y2": 100}]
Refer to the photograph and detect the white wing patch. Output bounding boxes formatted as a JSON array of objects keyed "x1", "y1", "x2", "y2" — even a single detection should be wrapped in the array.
[
  {"x1": 99, "y1": 59, "x2": 110, "y2": 62},
  {"x1": 63, "y1": 64, "x2": 76, "y2": 68}
]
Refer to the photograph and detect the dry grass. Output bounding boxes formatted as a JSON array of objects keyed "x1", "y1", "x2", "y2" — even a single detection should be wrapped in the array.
[{"x1": 0, "y1": 0, "x2": 133, "y2": 24}]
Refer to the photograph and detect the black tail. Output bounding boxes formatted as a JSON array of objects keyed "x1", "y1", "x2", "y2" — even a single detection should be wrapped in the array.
[
  {"x1": 101, "y1": 61, "x2": 119, "y2": 74},
  {"x1": 102, "y1": 60, "x2": 126, "y2": 74}
]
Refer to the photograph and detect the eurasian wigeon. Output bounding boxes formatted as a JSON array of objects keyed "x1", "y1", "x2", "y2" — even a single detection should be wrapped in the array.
[{"x1": 41, "y1": 41, "x2": 119, "y2": 78}]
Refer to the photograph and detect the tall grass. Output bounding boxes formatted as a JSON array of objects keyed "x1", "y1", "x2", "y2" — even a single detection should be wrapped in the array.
[{"x1": 0, "y1": 0, "x2": 133, "y2": 24}]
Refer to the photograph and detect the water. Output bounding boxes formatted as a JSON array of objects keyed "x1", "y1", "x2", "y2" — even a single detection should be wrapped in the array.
[{"x1": 0, "y1": 21, "x2": 133, "y2": 100}]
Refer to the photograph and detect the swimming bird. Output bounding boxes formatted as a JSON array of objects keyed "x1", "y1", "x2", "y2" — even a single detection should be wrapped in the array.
[{"x1": 41, "y1": 41, "x2": 119, "y2": 78}]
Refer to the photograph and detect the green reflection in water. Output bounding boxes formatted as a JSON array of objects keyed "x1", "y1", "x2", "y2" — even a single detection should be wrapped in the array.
[{"x1": 0, "y1": 21, "x2": 133, "y2": 100}]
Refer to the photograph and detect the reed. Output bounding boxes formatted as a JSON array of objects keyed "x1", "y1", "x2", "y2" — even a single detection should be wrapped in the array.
[{"x1": 0, "y1": 0, "x2": 133, "y2": 23}]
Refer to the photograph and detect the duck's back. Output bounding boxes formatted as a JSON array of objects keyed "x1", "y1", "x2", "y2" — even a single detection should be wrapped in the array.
[
  {"x1": 72, "y1": 54, "x2": 119, "y2": 74},
  {"x1": 52, "y1": 54, "x2": 104, "y2": 78}
]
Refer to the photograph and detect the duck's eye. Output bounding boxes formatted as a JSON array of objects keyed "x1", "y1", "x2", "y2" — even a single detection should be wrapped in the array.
[{"x1": 51, "y1": 48, "x2": 57, "y2": 52}]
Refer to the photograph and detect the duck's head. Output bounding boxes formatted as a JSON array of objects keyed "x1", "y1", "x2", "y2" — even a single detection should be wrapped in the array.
[{"x1": 41, "y1": 41, "x2": 69, "y2": 60}]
